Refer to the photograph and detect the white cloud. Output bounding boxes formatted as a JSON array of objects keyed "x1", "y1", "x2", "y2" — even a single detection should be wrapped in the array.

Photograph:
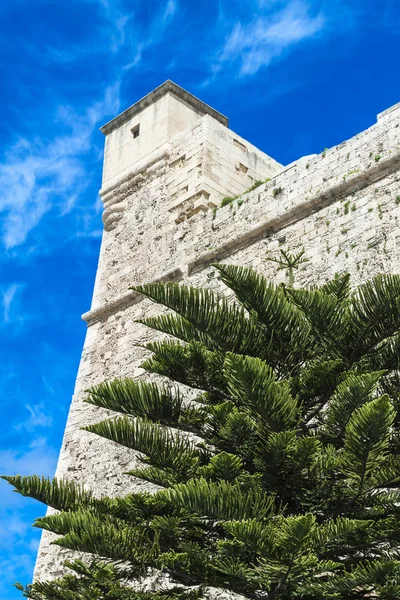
[
  {"x1": 121, "y1": 0, "x2": 179, "y2": 71},
  {"x1": 0, "y1": 442, "x2": 57, "y2": 596},
  {"x1": 0, "y1": 83, "x2": 120, "y2": 249},
  {"x1": 0, "y1": 550, "x2": 36, "y2": 598},
  {"x1": 1, "y1": 283, "x2": 23, "y2": 323},
  {"x1": 14, "y1": 403, "x2": 53, "y2": 432},
  {"x1": 0, "y1": 0, "x2": 182, "y2": 250},
  {"x1": 212, "y1": 0, "x2": 325, "y2": 77},
  {"x1": 80, "y1": 0, "x2": 178, "y2": 60},
  {"x1": 0, "y1": 444, "x2": 58, "y2": 484},
  {"x1": 163, "y1": 0, "x2": 178, "y2": 22},
  {"x1": 40, "y1": 0, "x2": 133, "y2": 56}
]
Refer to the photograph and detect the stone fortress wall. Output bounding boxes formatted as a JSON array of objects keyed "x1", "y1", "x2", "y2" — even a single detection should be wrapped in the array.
[{"x1": 34, "y1": 81, "x2": 400, "y2": 578}]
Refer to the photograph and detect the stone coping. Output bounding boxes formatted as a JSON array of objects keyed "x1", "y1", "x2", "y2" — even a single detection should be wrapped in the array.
[
  {"x1": 100, "y1": 81, "x2": 229, "y2": 135},
  {"x1": 82, "y1": 148, "x2": 400, "y2": 326},
  {"x1": 82, "y1": 267, "x2": 184, "y2": 325},
  {"x1": 188, "y1": 151, "x2": 400, "y2": 273}
]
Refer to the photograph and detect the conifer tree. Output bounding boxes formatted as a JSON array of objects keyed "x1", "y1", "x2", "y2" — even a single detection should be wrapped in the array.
[{"x1": 4, "y1": 264, "x2": 400, "y2": 599}]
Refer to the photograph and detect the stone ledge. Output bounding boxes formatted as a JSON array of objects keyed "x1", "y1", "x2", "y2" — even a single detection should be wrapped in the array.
[
  {"x1": 82, "y1": 267, "x2": 184, "y2": 325},
  {"x1": 83, "y1": 148, "x2": 400, "y2": 323},
  {"x1": 377, "y1": 102, "x2": 400, "y2": 122},
  {"x1": 187, "y1": 150, "x2": 400, "y2": 273}
]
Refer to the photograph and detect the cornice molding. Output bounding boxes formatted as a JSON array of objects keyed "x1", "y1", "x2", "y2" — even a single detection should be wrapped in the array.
[{"x1": 82, "y1": 267, "x2": 184, "y2": 325}]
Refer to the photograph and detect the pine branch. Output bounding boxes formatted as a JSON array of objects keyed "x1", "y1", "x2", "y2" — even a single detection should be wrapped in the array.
[
  {"x1": 83, "y1": 417, "x2": 204, "y2": 478},
  {"x1": 8, "y1": 269, "x2": 400, "y2": 600},
  {"x1": 85, "y1": 379, "x2": 183, "y2": 424},
  {"x1": 162, "y1": 478, "x2": 275, "y2": 521},
  {"x1": 0, "y1": 475, "x2": 93, "y2": 511},
  {"x1": 132, "y1": 281, "x2": 267, "y2": 357}
]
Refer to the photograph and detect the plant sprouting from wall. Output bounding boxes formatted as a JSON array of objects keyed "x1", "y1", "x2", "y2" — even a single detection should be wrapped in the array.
[
  {"x1": 266, "y1": 248, "x2": 309, "y2": 286},
  {"x1": 218, "y1": 178, "x2": 272, "y2": 210}
]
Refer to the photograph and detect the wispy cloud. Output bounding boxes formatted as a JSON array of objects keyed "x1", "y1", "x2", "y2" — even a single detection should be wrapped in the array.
[
  {"x1": 0, "y1": 84, "x2": 120, "y2": 249},
  {"x1": 0, "y1": 441, "x2": 58, "y2": 596},
  {"x1": 163, "y1": 0, "x2": 178, "y2": 22},
  {"x1": 14, "y1": 403, "x2": 53, "y2": 432},
  {"x1": 210, "y1": 0, "x2": 325, "y2": 78},
  {"x1": 87, "y1": 0, "x2": 132, "y2": 53},
  {"x1": 1, "y1": 284, "x2": 23, "y2": 323},
  {"x1": 0, "y1": 441, "x2": 58, "y2": 483},
  {"x1": 74, "y1": 0, "x2": 179, "y2": 68},
  {"x1": 120, "y1": 0, "x2": 179, "y2": 71},
  {"x1": 0, "y1": 1, "x2": 182, "y2": 251},
  {"x1": 0, "y1": 549, "x2": 37, "y2": 600}
]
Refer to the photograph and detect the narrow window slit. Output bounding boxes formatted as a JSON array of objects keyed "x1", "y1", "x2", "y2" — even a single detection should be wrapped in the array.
[{"x1": 131, "y1": 124, "x2": 140, "y2": 139}]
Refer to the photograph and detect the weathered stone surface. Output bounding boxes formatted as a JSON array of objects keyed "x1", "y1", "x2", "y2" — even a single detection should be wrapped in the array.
[{"x1": 34, "y1": 81, "x2": 400, "y2": 581}]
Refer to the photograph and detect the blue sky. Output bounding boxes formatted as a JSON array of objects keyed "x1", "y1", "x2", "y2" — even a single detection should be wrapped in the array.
[{"x1": 0, "y1": 0, "x2": 399, "y2": 595}]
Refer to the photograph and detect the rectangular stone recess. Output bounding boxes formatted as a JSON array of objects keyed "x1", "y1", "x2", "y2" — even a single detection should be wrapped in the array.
[{"x1": 131, "y1": 124, "x2": 140, "y2": 138}]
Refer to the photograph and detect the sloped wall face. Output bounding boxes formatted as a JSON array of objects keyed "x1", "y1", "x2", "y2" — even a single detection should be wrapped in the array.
[{"x1": 34, "y1": 101, "x2": 400, "y2": 579}]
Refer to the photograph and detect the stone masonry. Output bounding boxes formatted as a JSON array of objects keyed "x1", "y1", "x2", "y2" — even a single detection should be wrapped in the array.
[{"x1": 34, "y1": 80, "x2": 400, "y2": 579}]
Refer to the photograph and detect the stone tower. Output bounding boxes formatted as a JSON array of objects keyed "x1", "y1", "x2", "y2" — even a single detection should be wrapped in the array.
[{"x1": 35, "y1": 82, "x2": 400, "y2": 578}]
